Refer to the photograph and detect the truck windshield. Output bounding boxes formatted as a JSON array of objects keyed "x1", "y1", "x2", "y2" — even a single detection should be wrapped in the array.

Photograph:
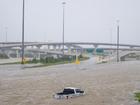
[
  {"x1": 63, "y1": 89, "x2": 75, "y2": 94},
  {"x1": 76, "y1": 89, "x2": 81, "y2": 93},
  {"x1": 76, "y1": 89, "x2": 84, "y2": 93}
]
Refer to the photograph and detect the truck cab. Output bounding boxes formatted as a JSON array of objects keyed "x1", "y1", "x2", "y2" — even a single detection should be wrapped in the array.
[{"x1": 54, "y1": 87, "x2": 85, "y2": 99}]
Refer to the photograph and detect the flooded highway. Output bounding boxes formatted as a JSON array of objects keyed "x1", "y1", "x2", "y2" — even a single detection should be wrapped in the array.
[{"x1": 0, "y1": 59, "x2": 140, "y2": 105}]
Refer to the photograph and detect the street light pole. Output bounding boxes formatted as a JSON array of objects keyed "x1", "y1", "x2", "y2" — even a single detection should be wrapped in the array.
[
  {"x1": 62, "y1": 2, "x2": 66, "y2": 57},
  {"x1": 21, "y1": 0, "x2": 25, "y2": 64},
  {"x1": 117, "y1": 20, "x2": 120, "y2": 62}
]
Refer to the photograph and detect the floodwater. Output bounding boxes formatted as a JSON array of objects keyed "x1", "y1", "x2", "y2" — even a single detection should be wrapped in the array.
[{"x1": 0, "y1": 59, "x2": 140, "y2": 105}]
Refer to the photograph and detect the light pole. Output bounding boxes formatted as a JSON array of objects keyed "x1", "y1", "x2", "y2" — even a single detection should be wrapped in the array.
[
  {"x1": 62, "y1": 2, "x2": 66, "y2": 58},
  {"x1": 21, "y1": 0, "x2": 25, "y2": 64},
  {"x1": 116, "y1": 20, "x2": 120, "y2": 62}
]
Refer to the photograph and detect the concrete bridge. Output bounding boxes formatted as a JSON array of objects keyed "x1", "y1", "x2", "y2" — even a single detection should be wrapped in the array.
[
  {"x1": 1, "y1": 42, "x2": 140, "y2": 49},
  {"x1": 1, "y1": 42, "x2": 140, "y2": 59},
  {"x1": 108, "y1": 51, "x2": 140, "y2": 62},
  {"x1": 1, "y1": 42, "x2": 140, "y2": 53}
]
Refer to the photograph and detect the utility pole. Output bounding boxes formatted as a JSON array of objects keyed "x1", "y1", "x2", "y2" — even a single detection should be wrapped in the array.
[
  {"x1": 62, "y1": 2, "x2": 66, "y2": 58},
  {"x1": 117, "y1": 20, "x2": 120, "y2": 62},
  {"x1": 21, "y1": 0, "x2": 25, "y2": 64}
]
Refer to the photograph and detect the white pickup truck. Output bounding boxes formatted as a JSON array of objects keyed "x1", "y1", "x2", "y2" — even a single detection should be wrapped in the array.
[{"x1": 54, "y1": 87, "x2": 85, "y2": 99}]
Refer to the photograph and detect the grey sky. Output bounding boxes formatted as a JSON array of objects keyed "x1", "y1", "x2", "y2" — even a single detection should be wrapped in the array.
[{"x1": 0, "y1": 0, "x2": 140, "y2": 44}]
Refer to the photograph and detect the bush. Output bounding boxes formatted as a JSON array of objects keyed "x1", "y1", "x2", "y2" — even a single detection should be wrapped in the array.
[
  {"x1": 135, "y1": 92, "x2": 140, "y2": 102},
  {"x1": 0, "y1": 53, "x2": 9, "y2": 59},
  {"x1": 27, "y1": 55, "x2": 89, "y2": 64},
  {"x1": 31, "y1": 58, "x2": 38, "y2": 63}
]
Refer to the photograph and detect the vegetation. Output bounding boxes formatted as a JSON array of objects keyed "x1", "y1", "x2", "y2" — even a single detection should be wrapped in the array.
[
  {"x1": 135, "y1": 92, "x2": 140, "y2": 102},
  {"x1": 0, "y1": 53, "x2": 9, "y2": 59},
  {"x1": 0, "y1": 62, "x2": 20, "y2": 65},
  {"x1": 0, "y1": 55, "x2": 89, "y2": 67},
  {"x1": 26, "y1": 55, "x2": 89, "y2": 65}
]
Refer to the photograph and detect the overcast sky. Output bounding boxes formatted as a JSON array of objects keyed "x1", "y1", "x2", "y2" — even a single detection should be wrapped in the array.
[{"x1": 0, "y1": 0, "x2": 140, "y2": 44}]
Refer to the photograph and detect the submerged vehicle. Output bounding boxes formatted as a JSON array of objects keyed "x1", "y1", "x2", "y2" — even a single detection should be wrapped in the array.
[{"x1": 54, "y1": 87, "x2": 85, "y2": 99}]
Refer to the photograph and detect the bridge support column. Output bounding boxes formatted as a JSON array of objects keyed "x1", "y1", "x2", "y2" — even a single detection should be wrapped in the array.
[
  {"x1": 58, "y1": 45, "x2": 61, "y2": 51},
  {"x1": 130, "y1": 46, "x2": 134, "y2": 51},
  {"x1": 36, "y1": 45, "x2": 41, "y2": 49},
  {"x1": 93, "y1": 45, "x2": 98, "y2": 55},
  {"x1": 16, "y1": 50, "x2": 20, "y2": 58},
  {"x1": 84, "y1": 49, "x2": 88, "y2": 56},
  {"x1": 53, "y1": 45, "x2": 56, "y2": 51},
  {"x1": 7, "y1": 51, "x2": 11, "y2": 58},
  {"x1": 38, "y1": 53, "x2": 41, "y2": 59},
  {"x1": 69, "y1": 47, "x2": 72, "y2": 54},
  {"x1": 48, "y1": 45, "x2": 50, "y2": 51},
  {"x1": 67, "y1": 46, "x2": 72, "y2": 54},
  {"x1": 80, "y1": 48, "x2": 84, "y2": 55}
]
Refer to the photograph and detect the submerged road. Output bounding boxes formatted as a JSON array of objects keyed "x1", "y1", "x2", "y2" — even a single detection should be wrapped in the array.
[{"x1": 0, "y1": 58, "x2": 140, "y2": 105}]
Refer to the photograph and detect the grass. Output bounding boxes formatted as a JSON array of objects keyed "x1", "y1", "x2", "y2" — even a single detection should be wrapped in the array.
[
  {"x1": 135, "y1": 92, "x2": 140, "y2": 102},
  {"x1": 0, "y1": 62, "x2": 20, "y2": 65},
  {"x1": 24, "y1": 60, "x2": 74, "y2": 68}
]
